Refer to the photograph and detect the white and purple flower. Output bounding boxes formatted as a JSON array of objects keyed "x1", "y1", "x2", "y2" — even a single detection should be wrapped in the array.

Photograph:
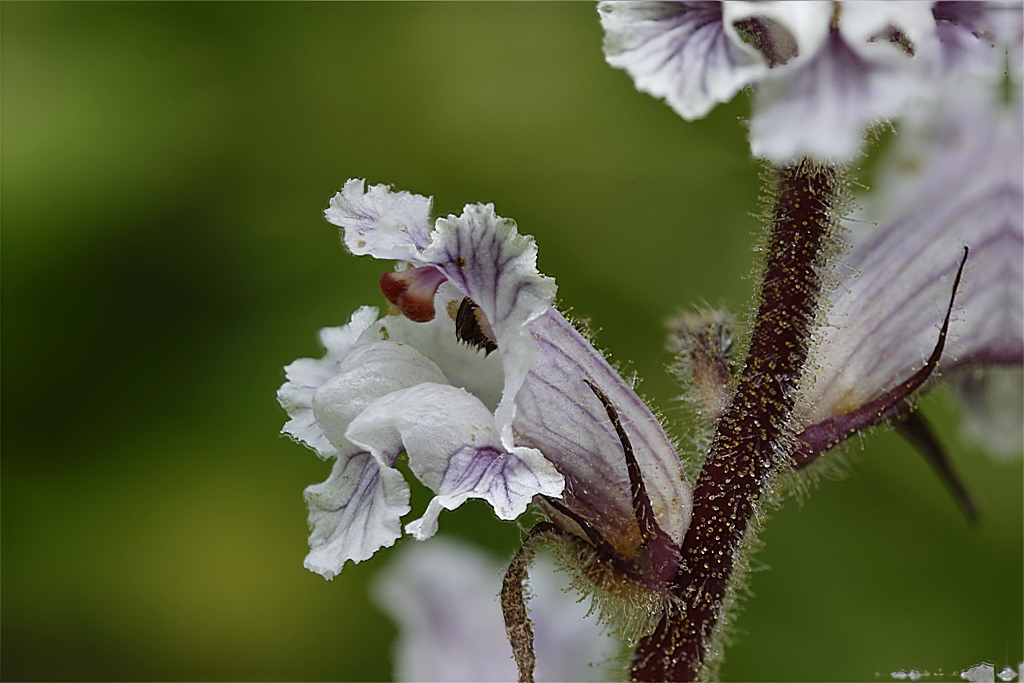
[
  {"x1": 599, "y1": 1, "x2": 1019, "y2": 162},
  {"x1": 794, "y1": 40, "x2": 1023, "y2": 463},
  {"x1": 278, "y1": 179, "x2": 692, "y2": 580}
]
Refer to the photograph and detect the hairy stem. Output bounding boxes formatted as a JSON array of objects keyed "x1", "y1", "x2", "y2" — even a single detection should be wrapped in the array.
[{"x1": 632, "y1": 161, "x2": 841, "y2": 681}]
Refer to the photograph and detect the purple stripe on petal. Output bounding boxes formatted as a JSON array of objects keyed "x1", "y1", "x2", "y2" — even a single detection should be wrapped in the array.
[
  {"x1": 438, "y1": 445, "x2": 559, "y2": 520},
  {"x1": 600, "y1": 1, "x2": 767, "y2": 120},
  {"x1": 517, "y1": 309, "x2": 692, "y2": 552},
  {"x1": 799, "y1": 81, "x2": 1022, "y2": 426},
  {"x1": 304, "y1": 450, "x2": 412, "y2": 580},
  {"x1": 750, "y1": 30, "x2": 914, "y2": 162}
]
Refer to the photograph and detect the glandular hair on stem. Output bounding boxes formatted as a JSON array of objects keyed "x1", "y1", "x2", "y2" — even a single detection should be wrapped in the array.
[{"x1": 548, "y1": 531, "x2": 675, "y2": 648}]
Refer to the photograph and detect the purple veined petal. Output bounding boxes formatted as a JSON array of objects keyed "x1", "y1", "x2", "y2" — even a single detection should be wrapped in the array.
[
  {"x1": 599, "y1": 1, "x2": 770, "y2": 120},
  {"x1": 303, "y1": 450, "x2": 412, "y2": 580},
  {"x1": 423, "y1": 204, "x2": 558, "y2": 449},
  {"x1": 516, "y1": 309, "x2": 692, "y2": 556},
  {"x1": 407, "y1": 438, "x2": 566, "y2": 541},
  {"x1": 345, "y1": 382, "x2": 565, "y2": 541},
  {"x1": 289, "y1": 334, "x2": 455, "y2": 579},
  {"x1": 325, "y1": 178, "x2": 434, "y2": 262},
  {"x1": 372, "y1": 537, "x2": 622, "y2": 682},
  {"x1": 798, "y1": 80, "x2": 1023, "y2": 427},
  {"x1": 749, "y1": 28, "x2": 932, "y2": 163},
  {"x1": 278, "y1": 305, "x2": 380, "y2": 459}
]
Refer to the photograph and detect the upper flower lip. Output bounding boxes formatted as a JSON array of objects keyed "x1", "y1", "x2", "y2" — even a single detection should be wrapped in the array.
[{"x1": 279, "y1": 179, "x2": 693, "y2": 579}]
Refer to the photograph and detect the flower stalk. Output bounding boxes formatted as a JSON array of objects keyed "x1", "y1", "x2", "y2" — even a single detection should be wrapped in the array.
[{"x1": 632, "y1": 161, "x2": 843, "y2": 681}]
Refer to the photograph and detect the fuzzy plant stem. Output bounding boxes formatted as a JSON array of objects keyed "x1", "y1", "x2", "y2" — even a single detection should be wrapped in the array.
[{"x1": 632, "y1": 161, "x2": 842, "y2": 682}]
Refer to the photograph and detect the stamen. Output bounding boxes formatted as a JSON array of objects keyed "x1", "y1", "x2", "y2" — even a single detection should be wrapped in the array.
[{"x1": 731, "y1": 16, "x2": 799, "y2": 67}]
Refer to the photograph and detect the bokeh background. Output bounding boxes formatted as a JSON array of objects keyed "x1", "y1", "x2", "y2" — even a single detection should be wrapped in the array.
[{"x1": 2, "y1": 3, "x2": 1020, "y2": 681}]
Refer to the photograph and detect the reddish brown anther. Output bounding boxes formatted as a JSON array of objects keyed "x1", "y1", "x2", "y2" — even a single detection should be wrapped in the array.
[{"x1": 379, "y1": 265, "x2": 448, "y2": 322}]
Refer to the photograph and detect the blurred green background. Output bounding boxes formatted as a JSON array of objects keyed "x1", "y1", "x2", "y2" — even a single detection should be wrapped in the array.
[{"x1": 2, "y1": 3, "x2": 1020, "y2": 681}]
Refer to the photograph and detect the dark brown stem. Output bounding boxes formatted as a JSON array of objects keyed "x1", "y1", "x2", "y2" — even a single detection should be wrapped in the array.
[{"x1": 632, "y1": 161, "x2": 840, "y2": 681}]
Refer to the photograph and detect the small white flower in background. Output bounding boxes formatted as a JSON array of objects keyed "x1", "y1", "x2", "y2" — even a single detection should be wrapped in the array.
[
  {"x1": 373, "y1": 536, "x2": 622, "y2": 682},
  {"x1": 599, "y1": 1, "x2": 1019, "y2": 162},
  {"x1": 277, "y1": 180, "x2": 691, "y2": 580}
]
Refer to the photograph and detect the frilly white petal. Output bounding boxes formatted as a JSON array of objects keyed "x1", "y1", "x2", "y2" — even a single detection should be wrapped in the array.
[
  {"x1": 373, "y1": 537, "x2": 622, "y2": 682},
  {"x1": 599, "y1": 1, "x2": 769, "y2": 120},
  {"x1": 325, "y1": 178, "x2": 434, "y2": 262},
  {"x1": 407, "y1": 441, "x2": 564, "y2": 540},
  {"x1": 312, "y1": 340, "x2": 448, "y2": 455},
  {"x1": 425, "y1": 203, "x2": 558, "y2": 448},
  {"x1": 278, "y1": 306, "x2": 379, "y2": 459},
  {"x1": 345, "y1": 382, "x2": 564, "y2": 539},
  {"x1": 303, "y1": 450, "x2": 411, "y2": 580}
]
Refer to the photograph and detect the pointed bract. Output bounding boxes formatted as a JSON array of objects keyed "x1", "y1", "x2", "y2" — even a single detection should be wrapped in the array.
[{"x1": 798, "y1": 78, "x2": 1023, "y2": 443}]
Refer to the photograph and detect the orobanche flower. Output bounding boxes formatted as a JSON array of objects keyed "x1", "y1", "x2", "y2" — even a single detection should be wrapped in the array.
[
  {"x1": 799, "y1": 83, "x2": 1023, "y2": 447},
  {"x1": 277, "y1": 179, "x2": 692, "y2": 580},
  {"x1": 599, "y1": 1, "x2": 1016, "y2": 162}
]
